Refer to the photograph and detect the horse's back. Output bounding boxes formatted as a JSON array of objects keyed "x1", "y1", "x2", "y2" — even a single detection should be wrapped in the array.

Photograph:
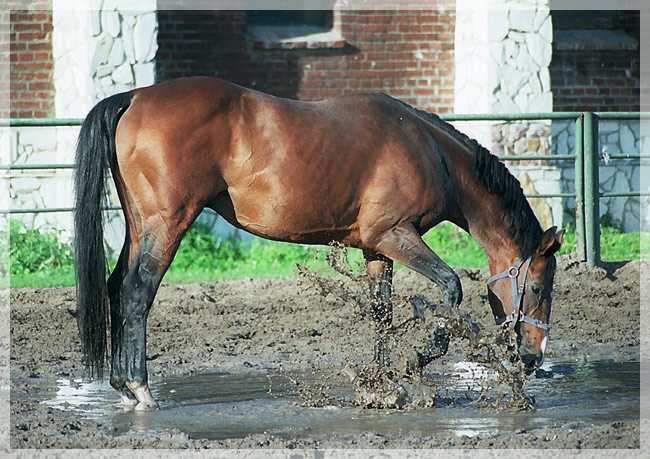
[{"x1": 114, "y1": 77, "x2": 456, "y2": 248}]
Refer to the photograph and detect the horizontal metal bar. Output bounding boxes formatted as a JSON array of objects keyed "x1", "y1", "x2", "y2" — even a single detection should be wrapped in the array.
[
  {"x1": 3, "y1": 158, "x2": 581, "y2": 171},
  {"x1": 0, "y1": 118, "x2": 84, "y2": 127},
  {"x1": 603, "y1": 154, "x2": 650, "y2": 160},
  {"x1": 440, "y1": 113, "x2": 584, "y2": 122},
  {"x1": 2, "y1": 113, "x2": 643, "y2": 128},
  {"x1": 600, "y1": 191, "x2": 650, "y2": 198},
  {"x1": 526, "y1": 193, "x2": 576, "y2": 198},
  {"x1": 0, "y1": 164, "x2": 75, "y2": 170},
  {"x1": 595, "y1": 112, "x2": 650, "y2": 120},
  {"x1": 1, "y1": 206, "x2": 220, "y2": 215},
  {"x1": 500, "y1": 154, "x2": 575, "y2": 161},
  {"x1": 1, "y1": 206, "x2": 121, "y2": 214}
]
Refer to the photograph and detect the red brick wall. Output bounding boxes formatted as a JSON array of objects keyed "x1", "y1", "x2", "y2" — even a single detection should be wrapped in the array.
[
  {"x1": 550, "y1": 47, "x2": 640, "y2": 112},
  {"x1": 9, "y1": 5, "x2": 55, "y2": 118},
  {"x1": 156, "y1": 8, "x2": 456, "y2": 113},
  {"x1": 0, "y1": 8, "x2": 9, "y2": 119},
  {"x1": 549, "y1": 10, "x2": 640, "y2": 113}
]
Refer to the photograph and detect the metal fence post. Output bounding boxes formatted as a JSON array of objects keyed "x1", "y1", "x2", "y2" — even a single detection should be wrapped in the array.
[
  {"x1": 574, "y1": 114, "x2": 585, "y2": 261},
  {"x1": 583, "y1": 112, "x2": 601, "y2": 267}
]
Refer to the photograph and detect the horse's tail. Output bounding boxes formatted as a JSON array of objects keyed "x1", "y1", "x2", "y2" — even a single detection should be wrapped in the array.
[{"x1": 74, "y1": 91, "x2": 133, "y2": 378}]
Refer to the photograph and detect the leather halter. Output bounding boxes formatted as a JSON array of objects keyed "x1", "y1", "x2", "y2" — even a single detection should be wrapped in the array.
[{"x1": 487, "y1": 257, "x2": 552, "y2": 332}]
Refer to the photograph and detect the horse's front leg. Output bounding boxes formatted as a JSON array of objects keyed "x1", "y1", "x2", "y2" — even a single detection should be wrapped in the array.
[
  {"x1": 372, "y1": 222, "x2": 463, "y2": 368},
  {"x1": 363, "y1": 250, "x2": 394, "y2": 366}
]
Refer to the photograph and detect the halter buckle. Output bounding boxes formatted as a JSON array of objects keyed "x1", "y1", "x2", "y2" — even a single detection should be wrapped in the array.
[{"x1": 487, "y1": 256, "x2": 551, "y2": 333}]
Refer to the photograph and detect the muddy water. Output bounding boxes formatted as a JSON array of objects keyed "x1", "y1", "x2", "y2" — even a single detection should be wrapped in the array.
[{"x1": 39, "y1": 359, "x2": 639, "y2": 441}]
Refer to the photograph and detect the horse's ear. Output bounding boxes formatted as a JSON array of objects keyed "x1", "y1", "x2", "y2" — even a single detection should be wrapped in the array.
[{"x1": 537, "y1": 226, "x2": 564, "y2": 256}]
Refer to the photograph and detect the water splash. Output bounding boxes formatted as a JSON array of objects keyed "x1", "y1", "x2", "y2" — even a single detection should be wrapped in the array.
[{"x1": 295, "y1": 243, "x2": 534, "y2": 411}]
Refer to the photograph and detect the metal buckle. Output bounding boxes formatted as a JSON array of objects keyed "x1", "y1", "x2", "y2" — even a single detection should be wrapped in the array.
[{"x1": 507, "y1": 266, "x2": 519, "y2": 278}]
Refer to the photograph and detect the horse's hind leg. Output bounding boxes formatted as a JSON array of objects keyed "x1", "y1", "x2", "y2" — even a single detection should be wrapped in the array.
[
  {"x1": 107, "y1": 244, "x2": 138, "y2": 407},
  {"x1": 363, "y1": 250, "x2": 393, "y2": 366},
  {"x1": 372, "y1": 222, "x2": 462, "y2": 367},
  {"x1": 114, "y1": 218, "x2": 195, "y2": 411}
]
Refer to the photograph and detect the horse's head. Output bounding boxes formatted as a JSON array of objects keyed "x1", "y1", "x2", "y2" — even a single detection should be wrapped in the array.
[{"x1": 487, "y1": 227, "x2": 564, "y2": 372}]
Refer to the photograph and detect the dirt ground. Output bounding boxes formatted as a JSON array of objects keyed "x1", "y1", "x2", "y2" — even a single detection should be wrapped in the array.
[{"x1": 4, "y1": 254, "x2": 646, "y2": 454}]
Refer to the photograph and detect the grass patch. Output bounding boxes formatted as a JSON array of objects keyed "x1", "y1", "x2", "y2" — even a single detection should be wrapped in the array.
[
  {"x1": 7, "y1": 220, "x2": 76, "y2": 288},
  {"x1": 7, "y1": 218, "x2": 647, "y2": 288}
]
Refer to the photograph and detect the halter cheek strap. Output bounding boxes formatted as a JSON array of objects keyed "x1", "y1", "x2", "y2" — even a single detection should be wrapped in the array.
[{"x1": 487, "y1": 257, "x2": 552, "y2": 333}]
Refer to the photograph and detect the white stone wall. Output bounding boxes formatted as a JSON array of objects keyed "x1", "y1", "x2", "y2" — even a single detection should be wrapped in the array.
[
  {"x1": 454, "y1": 0, "x2": 552, "y2": 145},
  {"x1": 454, "y1": 0, "x2": 553, "y2": 113},
  {"x1": 90, "y1": 4, "x2": 158, "y2": 102}
]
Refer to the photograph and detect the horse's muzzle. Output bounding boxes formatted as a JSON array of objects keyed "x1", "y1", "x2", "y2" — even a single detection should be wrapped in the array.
[
  {"x1": 519, "y1": 339, "x2": 546, "y2": 373},
  {"x1": 520, "y1": 352, "x2": 540, "y2": 372}
]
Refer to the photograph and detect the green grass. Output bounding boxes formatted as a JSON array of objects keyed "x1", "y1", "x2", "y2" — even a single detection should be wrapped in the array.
[
  {"x1": 5, "y1": 220, "x2": 75, "y2": 288},
  {"x1": 6, "y1": 218, "x2": 648, "y2": 289}
]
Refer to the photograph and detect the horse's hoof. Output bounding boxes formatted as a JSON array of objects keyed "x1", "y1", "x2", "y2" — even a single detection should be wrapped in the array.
[
  {"x1": 135, "y1": 400, "x2": 160, "y2": 411},
  {"x1": 120, "y1": 393, "x2": 138, "y2": 409},
  {"x1": 126, "y1": 381, "x2": 159, "y2": 411}
]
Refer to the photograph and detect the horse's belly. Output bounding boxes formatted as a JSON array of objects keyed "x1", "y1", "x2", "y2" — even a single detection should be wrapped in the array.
[{"x1": 221, "y1": 189, "x2": 360, "y2": 246}]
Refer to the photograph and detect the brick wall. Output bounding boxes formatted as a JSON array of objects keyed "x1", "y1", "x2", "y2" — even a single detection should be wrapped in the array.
[
  {"x1": 0, "y1": 8, "x2": 9, "y2": 119},
  {"x1": 549, "y1": 10, "x2": 640, "y2": 113},
  {"x1": 550, "y1": 48, "x2": 639, "y2": 113},
  {"x1": 156, "y1": 8, "x2": 455, "y2": 113},
  {"x1": 9, "y1": 4, "x2": 55, "y2": 118}
]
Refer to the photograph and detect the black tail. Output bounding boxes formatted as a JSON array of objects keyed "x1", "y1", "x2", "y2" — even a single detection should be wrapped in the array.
[{"x1": 74, "y1": 91, "x2": 133, "y2": 378}]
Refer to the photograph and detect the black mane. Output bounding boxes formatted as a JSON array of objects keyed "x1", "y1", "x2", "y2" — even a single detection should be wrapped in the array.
[{"x1": 387, "y1": 95, "x2": 543, "y2": 258}]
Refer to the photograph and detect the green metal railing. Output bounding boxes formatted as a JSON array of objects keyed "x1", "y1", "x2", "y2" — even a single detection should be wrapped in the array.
[{"x1": 3, "y1": 113, "x2": 649, "y2": 267}]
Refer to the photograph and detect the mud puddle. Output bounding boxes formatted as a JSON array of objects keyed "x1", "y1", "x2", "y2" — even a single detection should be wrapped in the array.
[{"x1": 37, "y1": 359, "x2": 639, "y2": 441}]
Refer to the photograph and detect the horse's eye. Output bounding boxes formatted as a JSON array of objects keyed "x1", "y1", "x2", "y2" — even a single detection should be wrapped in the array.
[{"x1": 530, "y1": 284, "x2": 541, "y2": 295}]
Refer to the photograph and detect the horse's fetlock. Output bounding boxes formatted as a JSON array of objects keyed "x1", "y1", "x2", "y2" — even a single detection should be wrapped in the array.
[{"x1": 110, "y1": 374, "x2": 126, "y2": 392}]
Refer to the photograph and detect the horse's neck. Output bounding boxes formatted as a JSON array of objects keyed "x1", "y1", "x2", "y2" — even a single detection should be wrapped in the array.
[
  {"x1": 421, "y1": 117, "x2": 526, "y2": 274},
  {"x1": 448, "y1": 150, "x2": 522, "y2": 274},
  {"x1": 467, "y1": 196, "x2": 520, "y2": 273}
]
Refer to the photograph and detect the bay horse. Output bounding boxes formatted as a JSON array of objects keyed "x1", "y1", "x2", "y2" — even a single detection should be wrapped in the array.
[{"x1": 74, "y1": 77, "x2": 563, "y2": 410}]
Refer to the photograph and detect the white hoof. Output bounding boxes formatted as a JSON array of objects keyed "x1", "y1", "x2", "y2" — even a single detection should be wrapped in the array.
[
  {"x1": 126, "y1": 381, "x2": 159, "y2": 411},
  {"x1": 120, "y1": 393, "x2": 139, "y2": 409},
  {"x1": 134, "y1": 399, "x2": 159, "y2": 411}
]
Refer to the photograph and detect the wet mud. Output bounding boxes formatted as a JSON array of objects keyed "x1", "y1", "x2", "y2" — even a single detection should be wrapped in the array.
[{"x1": 7, "y1": 255, "x2": 645, "y2": 450}]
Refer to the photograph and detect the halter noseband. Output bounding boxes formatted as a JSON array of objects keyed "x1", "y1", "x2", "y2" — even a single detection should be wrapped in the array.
[{"x1": 487, "y1": 257, "x2": 552, "y2": 332}]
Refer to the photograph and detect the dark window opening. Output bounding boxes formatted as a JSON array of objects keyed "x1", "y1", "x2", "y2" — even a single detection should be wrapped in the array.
[
  {"x1": 551, "y1": 10, "x2": 620, "y2": 30},
  {"x1": 247, "y1": 10, "x2": 333, "y2": 30}
]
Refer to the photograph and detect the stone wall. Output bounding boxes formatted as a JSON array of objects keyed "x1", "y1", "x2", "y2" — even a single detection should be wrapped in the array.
[
  {"x1": 454, "y1": 2, "x2": 552, "y2": 110},
  {"x1": 89, "y1": 4, "x2": 157, "y2": 102}
]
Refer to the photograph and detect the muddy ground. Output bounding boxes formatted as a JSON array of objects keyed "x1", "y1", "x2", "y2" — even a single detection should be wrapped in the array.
[{"x1": 5, "y1": 254, "x2": 647, "y2": 453}]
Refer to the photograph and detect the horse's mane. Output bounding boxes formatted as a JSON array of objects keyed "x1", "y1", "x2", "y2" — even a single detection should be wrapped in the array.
[{"x1": 385, "y1": 95, "x2": 543, "y2": 258}]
